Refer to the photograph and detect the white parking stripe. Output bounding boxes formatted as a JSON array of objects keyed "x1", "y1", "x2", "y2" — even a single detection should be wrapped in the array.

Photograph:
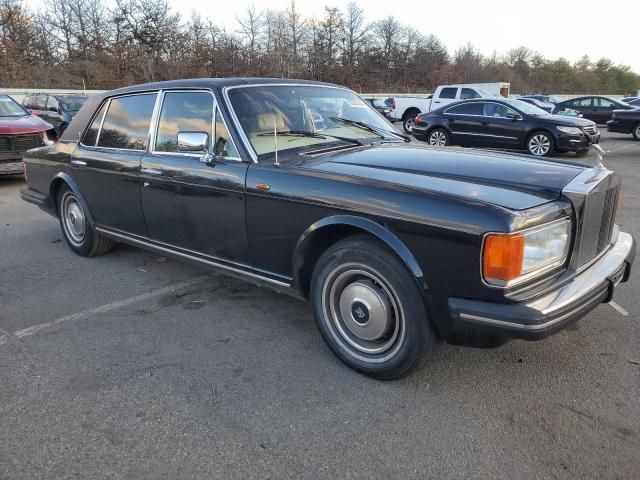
[{"x1": 9, "y1": 276, "x2": 211, "y2": 341}]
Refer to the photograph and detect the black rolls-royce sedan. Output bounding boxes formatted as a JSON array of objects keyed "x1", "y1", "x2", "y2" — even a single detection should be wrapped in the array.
[
  {"x1": 607, "y1": 108, "x2": 640, "y2": 140},
  {"x1": 21, "y1": 78, "x2": 635, "y2": 380},
  {"x1": 412, "y1": 98, "x2": 599, "y2": 156}
]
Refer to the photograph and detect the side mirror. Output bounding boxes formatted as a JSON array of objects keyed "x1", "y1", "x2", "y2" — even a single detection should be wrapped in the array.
[
  {"x1": 177, "y1": 131, "x2": 209, "y2": 153},
  {"x1": 506, "y1": 112, "x2": 520, "y2": 121}
]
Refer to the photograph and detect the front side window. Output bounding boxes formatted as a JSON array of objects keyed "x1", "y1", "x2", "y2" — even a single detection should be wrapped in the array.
[
  {"x1": 97, "y1": 94, "x2": 157, "y2": 150},
  {"x1": 460, "y1": 88, "x2": 480, "y2": 100},
  {"x1": 214, "y1": 109, "x2": 239, "y2": 158},
  {"x1": 155, "y1": 91, "x2": 213, "y2": 153},
  {"x1": 447, "y1": 103, "x2": 483, "y2": 115},
  {"x1": 439, "y1": 87, "x2": 458, "y2": 99},
  {"x1": 595, "y1": 97, "x2": 615, "y2": 108},
  {"x1": 47, "y1": 97, "x2": 59, "y2": 112},
  {"x1": 82, "y1": 101, "x2": 108, "y2": 146},
  {"x1": 227, "y1": 85, "x2": 399, "y2": 158},
  {"x1": 0, "y1": 94, "x2": 29, "y2": 117},
  {"x1": 483, "y1": 103, "x2": 518, "y2": 118}
]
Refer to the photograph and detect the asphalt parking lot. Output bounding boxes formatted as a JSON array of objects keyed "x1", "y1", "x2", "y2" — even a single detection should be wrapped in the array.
[{"x1": 1, "y1": 130, "x2": 639, "y2": 479}]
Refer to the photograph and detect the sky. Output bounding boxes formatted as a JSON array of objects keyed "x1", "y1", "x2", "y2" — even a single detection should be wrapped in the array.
[{"x1": 24, "y1": 0, "x2": 638, "y2": 73}]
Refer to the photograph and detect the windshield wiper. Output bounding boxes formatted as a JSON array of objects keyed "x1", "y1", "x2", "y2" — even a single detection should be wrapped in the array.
[
  {"x1": 329, "y1": 117, "x2": 409, "y2": 142},
  {"x1": 257, "y1": 129, "x2": 363, "y2": 146}
]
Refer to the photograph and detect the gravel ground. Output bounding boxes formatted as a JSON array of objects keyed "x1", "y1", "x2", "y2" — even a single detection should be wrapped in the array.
[{"x1": 0, "y1": 130, "x2": 639, "y2": 479}]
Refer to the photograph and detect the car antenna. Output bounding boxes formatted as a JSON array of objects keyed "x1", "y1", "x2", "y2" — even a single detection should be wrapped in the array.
[{"x1": 273, "y1": 116, "x2": 280, "y2": 168}]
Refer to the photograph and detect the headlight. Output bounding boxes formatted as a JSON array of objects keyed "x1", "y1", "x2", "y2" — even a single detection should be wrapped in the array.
[
  {"x1": 557, "y1": 126, "x2": 582, "y2": 135},
  {"x1": 482, "y1": 219, "x2": 571, "y2": 286}
]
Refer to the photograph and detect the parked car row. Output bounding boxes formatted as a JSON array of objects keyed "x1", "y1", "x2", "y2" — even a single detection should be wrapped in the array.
[
  {"x1": 21, "y1": 93, "x2": 87, "y2": 136},
  {"x1": 411, "y1": 98, "x2": 599, "y2": 156}
]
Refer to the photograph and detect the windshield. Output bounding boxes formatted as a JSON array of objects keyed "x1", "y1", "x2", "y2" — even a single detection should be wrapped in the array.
[
  {"x1": 506, "y1": 99, "x2": 549, "y2": 116},
  {"x1": 59, "y1": 96, "x2": 87, "y2": 112},
  {"x1": 0, "y1": 94, "x2": 29, "y2": 117},
  {"x1": 227, "y1": 85, "x2": 400, "y2": 158}
]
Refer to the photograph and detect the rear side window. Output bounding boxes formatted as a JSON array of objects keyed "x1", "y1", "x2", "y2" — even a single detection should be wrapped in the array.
[
  {"x1": 447, "y1": 103, "x2": 483, "y2": 115},
  {"x1": 82, "y1": 102, "x2": 108, "y2": 146},
  {"x1": 97, "y1": 94, "x2": 157, "y2": 150},
  {"x1": 439, "y1": 88, "x2": 458, "y2": 99},
  {"x1": 155, "y1": 91, "x2": 213, "y2": 152},
  {"x1": 460, "y1": 88, "x2": 480, "y2": 100}
]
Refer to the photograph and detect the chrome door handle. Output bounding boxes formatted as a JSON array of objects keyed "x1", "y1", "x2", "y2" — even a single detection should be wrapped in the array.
[
  {"x1": 71, "y1": 160, "x2": 87, "y2": 166},
  {"x1": 140, "y1": 168, "x2": 163, "y2": 175}
]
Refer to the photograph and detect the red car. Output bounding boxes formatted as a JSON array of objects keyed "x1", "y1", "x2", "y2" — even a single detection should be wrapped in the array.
[{"x1": 0, "y1": 93, "x2": 54, "y2": 176}]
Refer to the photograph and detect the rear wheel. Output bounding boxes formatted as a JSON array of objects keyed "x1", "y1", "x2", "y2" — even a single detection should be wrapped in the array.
[
  {"x1": 427, "y1": 128, "x2": 450, "y2": 147},
  {"x1": 310, "y1": 235, "x2": 438, "y2": 380},
  {"x1": 403, "y1": 115, "x2": 416, "y2": 134},
  {"x1": 527, "y1": 131, "x2": 554, "y2": 156},
  {"x1": 632, "y1": 122, "x2": 640, "y2": 141},
  {"x1": 58, "y1": 185, "x2": 114, "y2": 257}
]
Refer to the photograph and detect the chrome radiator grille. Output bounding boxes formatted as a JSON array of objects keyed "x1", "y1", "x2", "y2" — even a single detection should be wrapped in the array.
[
  {"x1": 570, "y1": 177, "x2": 619, "y2": 270},
  {"x1": 582, "y1": 125, "x2": 599, "y2": 135}
]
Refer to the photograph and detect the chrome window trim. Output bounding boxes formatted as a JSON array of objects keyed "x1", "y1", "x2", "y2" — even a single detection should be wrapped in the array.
[
  {"x1": 222, "y1": 83, "x2": 362, "y2": 164},
  {"x1": 445, "y1": 101, "x2": 523, "y2": 120},
  {"x1": 148, "y1": 89, "x2": 242, "y2": 162},
  {"x1": 480, "y1": 217, "x2": 572, "y2": 289},
  {"x1": 80, "y1": 91, "x2": 159, "y2": 152},
  {"x1": 79, "y1": 99, "x2": 109, "y2": 148},
  {"x1": 455, "y1": 132, "x2": 518, "y2": 140}
]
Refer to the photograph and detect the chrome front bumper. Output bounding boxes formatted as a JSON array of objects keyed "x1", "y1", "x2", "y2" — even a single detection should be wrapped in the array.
[{"x1": 448, "y1": 231, "x2": 635, "y2": 340}]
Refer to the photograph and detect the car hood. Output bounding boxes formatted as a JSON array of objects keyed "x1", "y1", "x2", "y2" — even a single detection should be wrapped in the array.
[
  {"x1": 0, "y1": 114, "x2": 53, "y2": 134},
  {"x1": 303, "y1": 144, "x2": 584, "y2": 210},
  {"x1": 539, "y1": 114, "x2": 595, "y2": 127}
]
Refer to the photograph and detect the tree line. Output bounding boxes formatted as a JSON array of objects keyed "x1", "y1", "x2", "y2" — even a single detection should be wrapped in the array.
[{"x1": 1, "y1": 0, "x2": 638, "y2": 94}]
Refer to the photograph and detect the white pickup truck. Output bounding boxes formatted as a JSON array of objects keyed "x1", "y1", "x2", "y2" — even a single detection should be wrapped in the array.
[{"x1": 390, "y1": 82, "x2": 510, "y2": 133}]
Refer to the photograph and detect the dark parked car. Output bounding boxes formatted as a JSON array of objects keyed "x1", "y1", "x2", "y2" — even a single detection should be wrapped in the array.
[
  {"x1": 0, "y1": 93, "x2": 53, "y2": 175},
  {"x1": 621, "y1": 97, "x2": 638, "y2": 103},
  {"x1": 22, "y1": 93, "x2": 87, "y2": 136},
  {"x1": 553, "y1": 96, "x2": 633, "y2": 123},
  {"x1": 519, "y1": 94, "x2": 560, "y2": 105},
  {"x1": 412, "y1": 98, "x2": 599, "y2": 156},
  {"x1": 20, "y1": 78, "x2": 635, "y2": 379},
  {"x1": 363, "y1": 97, "x2": 393, "y2": 119},
  {"x1": 626, "y1": 98, "x2": 640, "y2": 108},
  {"x1": 516, "y1": 96, "x2": 554, "y2": 113},
  {"x1": 607, "y1": 109, "x2": 640, "y2": 140}
]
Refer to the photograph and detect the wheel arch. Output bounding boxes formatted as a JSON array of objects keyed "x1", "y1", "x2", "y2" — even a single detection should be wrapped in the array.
[
  {"x1": 49, "y1": 172, "x2": 95, "y2": 225},
  {"x1": 525, "y1": 128, "x2": 556, "y2": 149},
  {"x1": 292, "y1": 215, "x2": 425, "y2": 299},
  {"x1": 402, "y1": 107, "x2": 421, "y2": 120}
]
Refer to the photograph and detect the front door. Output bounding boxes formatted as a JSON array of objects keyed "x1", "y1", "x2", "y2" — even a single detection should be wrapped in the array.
[
  {"x1": 71, "y1": 92, "x2": 158, "y2": 236},
  {"x1": 476, "y1": 102, "x2": 524, "y2": 147},
  {"x1": 139, "y1": 90, "x2": 250, "y2": 264}
]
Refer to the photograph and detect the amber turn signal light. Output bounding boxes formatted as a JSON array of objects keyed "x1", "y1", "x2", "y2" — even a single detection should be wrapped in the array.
[{"x1": 482, "y1": 233, "x2": 524, "y2": 282}]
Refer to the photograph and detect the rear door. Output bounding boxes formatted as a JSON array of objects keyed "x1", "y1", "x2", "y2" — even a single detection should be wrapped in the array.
[
  {"x1": 569, "y1": 97, "x2": 594, "y2": 121},
  {"x1": 71, "y1": 92, "x2": 157, "y2": 235},
  {"x1": 431, "y1": 87, "x2": 458, "y2": 110},
  {"x1": 443, "y1": 102, "x2": 484, "y2": 144},
  {"x1": 593, "y1": 97, "x2": 617, "y2": 124},
  {"x1": 139, "y1": 90, "x2": 250, "y2": 264}
]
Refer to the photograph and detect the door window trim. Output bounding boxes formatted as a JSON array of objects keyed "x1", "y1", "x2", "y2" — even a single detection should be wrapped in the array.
[
  {"x1": 148, "y1": 89, "x2": 242, "y2": 162},
  {"x1": 79, "y1": 91, "x2": 159, "y2": 152},
  {"x1": 444, "y1": 101, "x2": 522, "y2": 119}
]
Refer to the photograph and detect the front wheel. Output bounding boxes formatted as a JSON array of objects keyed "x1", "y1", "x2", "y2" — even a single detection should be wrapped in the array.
[
  {"x1": 58, "y1": 185, "x2": 114, "y2": 257},
  {"x1": 527, "y1": 131, "x2": 554, "y2": 156},
  {"x1": 310, "y1": 235, "x2": 438, "y2": 380},
  {"x1": 632, "y1": 122, "x2": 640, "y2": 141}
]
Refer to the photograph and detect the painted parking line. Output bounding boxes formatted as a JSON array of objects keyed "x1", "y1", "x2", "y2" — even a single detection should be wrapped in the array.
[{"x1": 6, "y1": 275, "x2": 211, "y2": 343}]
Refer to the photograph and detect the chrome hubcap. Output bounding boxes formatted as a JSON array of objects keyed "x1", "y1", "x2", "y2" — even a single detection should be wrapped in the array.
[
  {"x1": 62, "y1": 192, "x2": 85, "y2": 245},
  {"x1": 635, "y1": 125, "x2": 640, "y2": 138},
  {"x1": 429, "y1": 130, "x2": 447, "y2": 146},
  {"x1": 529, "y1": 134, "x2": 550, "y2": 155},
  {"x1": 322, "y1": 264, "x2": 404, "y2": 361}
]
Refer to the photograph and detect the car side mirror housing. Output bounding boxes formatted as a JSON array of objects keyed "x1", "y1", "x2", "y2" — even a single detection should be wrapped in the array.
[
  {"x1": 506, "y1": 112, "x2": 520, "y2": 121},
  {"x1": 177, "y1": 131, "x2": 209, "y2": 153}
]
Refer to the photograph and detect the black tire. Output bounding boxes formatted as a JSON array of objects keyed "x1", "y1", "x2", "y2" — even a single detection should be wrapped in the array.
[
  {"x1": 403, "y1": 115, "x2": 416, "y2": 134},
  {"x1": 427, "y1": 127, "x2": 450, "y2": 147},
  {"x1": 310, "y1": 235, "x2": 438, "y2": 380},
  {"x1": 57, "y1": 185, "x2": 114, "y2": 257},
  {"x1": 59, "y1": 124, "x2": 68, "y2": 136},
  {"x1": 526, "y1": 131, "x2": 555, "y2": 156},
  {"x1": 632, "y1": 122, "x2": 640, "y2": 141}
]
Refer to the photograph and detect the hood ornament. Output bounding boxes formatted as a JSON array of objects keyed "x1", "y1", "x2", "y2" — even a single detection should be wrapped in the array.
[{"x1": 591, "y1": 143, "x2": 608, "y2": 170}]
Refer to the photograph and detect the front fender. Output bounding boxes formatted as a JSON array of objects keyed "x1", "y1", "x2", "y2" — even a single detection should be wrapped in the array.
[{"x1": 292, "y1": 215, "x2": 426, "y2": 292}]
